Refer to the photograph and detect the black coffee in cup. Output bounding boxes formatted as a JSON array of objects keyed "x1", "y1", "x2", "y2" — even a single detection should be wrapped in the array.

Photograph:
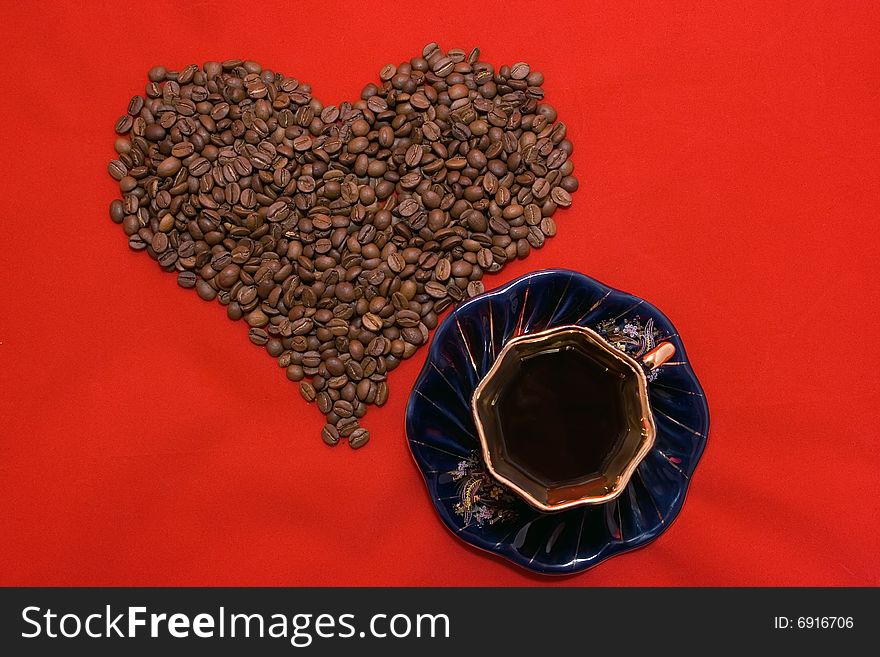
[
  {"x1": 472, "y1": 325, "x2": 660, "y2": 511},
  {"x1": 495, "y1": 345, "x2": 631, "y2": 487}
]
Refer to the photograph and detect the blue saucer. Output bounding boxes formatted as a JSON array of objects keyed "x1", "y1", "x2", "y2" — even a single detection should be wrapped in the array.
[{"x1": 405, "y1": 269, "x2": 709, "y2": 575}]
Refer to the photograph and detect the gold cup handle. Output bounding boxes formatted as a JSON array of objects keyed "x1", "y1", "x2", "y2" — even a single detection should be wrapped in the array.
[{"x1": 642, "y1": 342, "x2": 676, "y2": 370}]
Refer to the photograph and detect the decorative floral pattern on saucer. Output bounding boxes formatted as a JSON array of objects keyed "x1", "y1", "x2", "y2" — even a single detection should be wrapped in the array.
[{"x1": 405, "y1": 269, "x2": 709, "y2": 575}]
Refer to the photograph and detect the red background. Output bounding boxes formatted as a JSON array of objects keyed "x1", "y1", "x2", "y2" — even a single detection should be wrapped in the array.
[{"x1": 0, "y1": 0, "x2": 877, "y2": 586}]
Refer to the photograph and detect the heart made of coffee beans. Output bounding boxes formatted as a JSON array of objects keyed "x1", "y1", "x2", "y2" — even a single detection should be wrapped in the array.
[{"x1": 108, "y1": 42, "x2": 578, "y2": 449}]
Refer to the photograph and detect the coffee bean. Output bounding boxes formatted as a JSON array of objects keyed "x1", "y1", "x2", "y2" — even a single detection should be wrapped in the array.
[
  {"x1": 348, "y1": 136, "x2": 369, "y2": 154},
  {"x1": 157, "y1": 156, "x2": 182, "y2": 177},
  {"x1": 433, "y1": 57, "x2": 454, "y2": 77},
  {"x1": 248, "y1": 328, "x2": 269, "y2": 346},
  {"x1": 387, "y1": 252, "x2": 406, "y2": 273},
  {"x1": 215, "y1": 264, "x2": 239, "y2": 288},
  {"x1": 227, "y1": 302, "x2": 244, "y2": 321},
  {"x1": 300, "y1": 382, "x2": 317, "y2": 402},
  {"x1": 316, "y1": 391, "x2": 333, "y2": 414},
  {"x1": 320, "y1": 105, "x2": 340, "y2": 123},
  {"x1": 477, "y1": 248, "x2": 494, "y2": 269},
  {"x1": 108, "y1": 47, "x2": 578, "y2": 448},
  {"x1": 422, "y1": 121, "x2": 440, "y2": 140},
  {"x1": 177, "y1": 271, "x2": 197, "y2": 288},
  {"x1": 532, "y1": 178, "x2": 551, "y2": 199},
  {"x1": 291, "y1": 317, "x2": 314, "y2": 335},
  {"x1": 523, "y1": 203, "x2": 541, "y2": 225},
  {"x1": 148, "y1": 65, "x2": 167, "y2": 82},
  {"x1": 345, "y1": 360, "x2": 364, "y2": 380},
  {"x1": 362, "y1": 312, "x2": 383, "y2": 332},
  {"x1": 322, "y1": 423, "x2": 340, "y2": 446},
  {"x1": 114, "y1": 115, "x2": 133, "y2": 134},
  {"x1": 195, "y1": 279, "x2": 217, "y2": 301},
  {"x1": 337, "y1": 416, "x2": 359, "y2": 437},
  {"x1": 302, "y1": 352, "x2": 321, "y2": 368},
  {"x1": 550, "y1": 187, "x2": 572, "y2": 207},
  {"x1": 375, "y1": 382, "x2": 389, "y2": 406},
  {"x1": 109, "y1": 199, "x2": 125, "y2": 223},
  {"x1": 397, "y1": 198, "x2": 420, "y2": 217},
  {"x1": 333, "y1": 399, "x2": 354, "y2": 418},
  {"x1": 367, "y1": 96, "x2": 387, "y2": 113},
  {"x1": 379, "y1": 64, "x2": 397, "y2": 80},
  {"x1": 355, "y1": 379, "x2": 371, "y2": 401},
  {"x1": 171, "y1": 141, "x2": 195, "y2": 158},
  {"x1": 108, "y1": 160, "x2": 127, "y2": 180},
  {"x1": 434, "y1": 258, "x2": 452, "y2": 281},
  {"x1": 510, "y1": 62, "x2": 531, "y2": 80},
  {"x1": 150, "y1": 232, "x2": 169, "y2": 253},
  {"x1": 247, "y1": 309, "x2": 269, "y2": 328},
  {"x1": 405, "y1": 144, "x2": 423, "y2": 168},
  {"x1": 451, "y1": 259, "x2": 472, "y2": 278},
  {"x1": 401, "y1": 326, "x2": 424, "y2": 345},
  {"x1": 266, "y1": 338, "x2": 284, "y2": 357},
  {"x1": 396, "y1": 309, "x2": 420, "y2": 327},
  {"x1": 425, "y1": 281, "x2": 447, "y2": 298},
  {"x1": 127, "y1": 95, "x2": 144, "y2": 116},
  {"x1": 411, "y1": 91, "x2": 430, "y2": 110},
  {"x1": 367, "y1": 336, "x2": 388, "y2": 356},
  {"x1": 188, "y1": 157, "x2": 210, "y2": 177},
  {"x1": 540, "y1": 217, "x2": 557, "y2": 236},
  {"x1": 467, "y1": 280, "x2": 485, "y2": 297},
  {"x1": 348, "y1": 427, "x2": 370, "y2": 449},
  {"x1": 527, "y1": 226, "x2": 545, "y2": 248},
  {"x1": 546, "y1": 148, "x2": 567, "y2": 169}
]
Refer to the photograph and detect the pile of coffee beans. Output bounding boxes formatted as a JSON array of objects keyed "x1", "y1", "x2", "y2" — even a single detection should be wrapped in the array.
[{"x1": 108, "y1": 43, "x2": 578, "y2": 448}]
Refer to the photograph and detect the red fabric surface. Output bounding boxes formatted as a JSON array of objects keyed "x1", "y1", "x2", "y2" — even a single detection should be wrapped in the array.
[{"x1": 0, "y1": 0, "x2": 877, "y2": 586}]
